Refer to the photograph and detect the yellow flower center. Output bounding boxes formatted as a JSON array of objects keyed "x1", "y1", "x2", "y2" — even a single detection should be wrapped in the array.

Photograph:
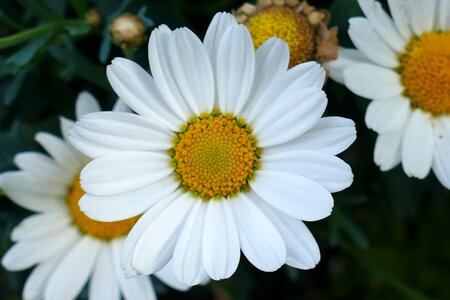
[
  {"x1": 398, "y1": 31, "x2": 450, "y2": 115},
  {"x1": 170, "y1": 112, "x2": 261, "y2": 200},
  {"x1": 245, "y1": 7, "x2": 314, "y2": 67},
  {"x1": 67, "y1": 176, "x2": 139, "y2": 240}
]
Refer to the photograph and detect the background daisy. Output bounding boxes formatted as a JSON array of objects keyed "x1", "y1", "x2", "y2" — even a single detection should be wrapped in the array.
[
  {"x1": 69, "y1": 12, "x2": 356, "y2": 286},
  {"x1": 234, "y1": 0, "x2": 339, "y2": 68},
  {"x1": 0, "y1": 92, "x2": 188, "y2": 300},
  {"x1": 328, "y1": 0, "x2": 450, "y2": 189}
]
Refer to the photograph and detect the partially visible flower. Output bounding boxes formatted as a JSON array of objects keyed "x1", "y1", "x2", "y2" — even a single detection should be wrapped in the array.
[
  {"x1": 69, "y1": 12, "x2": 356, "y2": 286},
  {"x1": 234, "y1": 0, "x2": 339, "y2": 67},
  {"x1": 0, "y1": 92, "x2": 188, "y2": 300},
  {"x1": 110, "y1": 13, "x2": 147, "y2": 48},
  {"x1": 328, "y1": 0, "x2": 450, "y2": 189}
]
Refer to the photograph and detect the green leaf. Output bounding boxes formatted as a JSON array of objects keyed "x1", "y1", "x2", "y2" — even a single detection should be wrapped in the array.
[
  {"x1": 3, "y1": 68, "x2": 31, "y2": 105},
  {"x1": 18, "y1": 0, "x2": 60, "y2": 21},
  {"x1": 49, "y1": 46, "x2": 109, "y2": 90},
  {"x1": 332, "y1": 209, "x2": 369, "y2": 249},
  {"x1": 68, "y1": 0, "x2": 88, "y2": 17},
  {"x1": 343, "y1": 243, "x2": 432, "y2": 300},
  {"x1": 137, "y1": 7, "x2": 155, "y2": 28},
  {"x1": 6, "y1": 35, "x2": 51, "y2": 66},
  {"x1": 63, "y1": 23, "x2": 90, "y2": 36}
]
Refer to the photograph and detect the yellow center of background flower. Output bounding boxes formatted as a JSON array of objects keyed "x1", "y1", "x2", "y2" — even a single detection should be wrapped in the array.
[
  {"x1": 170, "y1": 112, "x2": 260, "y2": 200},
  {"x1": 245, "y1": 7, "x2": 314, "y2": 67},
  {"x1": 67, "y1": 176, "x2": 139, "y2": 240},
  {"x1": 398, "y1": 31, "x2": 450, "y2": 115}
]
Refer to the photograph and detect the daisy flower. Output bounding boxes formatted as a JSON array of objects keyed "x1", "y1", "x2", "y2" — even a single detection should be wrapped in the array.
[
  {"x1": 0, "y1": 92, "x2": 188, "y2": 300},
  {"x1": 69, "y1": 12, "x2": 356, "y2": 286},
  {"x1": 328, "y1": 0, "x2": 450, "y2": 188},
  {"x1": 234, "y1": 0, "x2": 339, "y2": 68}
]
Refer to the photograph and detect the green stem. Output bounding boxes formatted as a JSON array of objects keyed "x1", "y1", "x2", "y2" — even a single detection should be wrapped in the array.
[
  {"x1": 122, "y1": 46, "x2": 135, "y2": 60},
  {"x1": 0, "y1": 20, "x2": 87, "y2": 49}
]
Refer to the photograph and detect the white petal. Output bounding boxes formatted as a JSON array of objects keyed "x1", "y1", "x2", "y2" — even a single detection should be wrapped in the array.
[
  {"x1": 121, "y1": 193, "x2": 177, "y2": 278},
  {"x1": 358, "y1": 0, "x2": 406, "y2": 52},
  {"x1": 80, "y1": 151, "x2": 172, "y2": 195},
  {"x1": 365, "y1": 96, "x2": 410, "y2": 133},
  {"x1": 112, "y1": 98, "x2": 131, "y2": 112},
  {"x1": 253, "y1": 88, "x2": 327, "y2": 147},
  {"x1": 68, "y1": 129, "x2": 118, "y2": 158},
  {"x1": 107, "y1": 58, "x2": 181, "y2": 131},
  {"x1": 262, "y1": 150, "x2": 353, "y2": 193},
  {"x1": 71, "y1": 111, "x2": 173, "y2": 155},
  {"x1": 1, "y1": 171, "x2": 66, "y2": 196},
  {"x1": 11, "y1": 211, "x2": 70, "y2": 242},
  {"x1": 343, "y1": 63, "x2": 403, "y2": 100},
  {"x1": 14, "y1": 152, "x2": 70, "y2": 185},
  {"x1": 253, "y1": 197, "x2": 320, "y2": 269},
  {"x1": 387, "y1": 0, "x2": 412, "y2": 40},
  {"x1": 35, "y1": 132, "x2": 83, "y2": 175},
  {"x1": 438, "y1": 0, "x2": 450, "y2": 30},
  {"x1": 89, "y1": 244, "x2": 120, "y2": 300},
  {"x1": 75, "y1": 91, "x2": 101, "y2": 119},
  {"x1": 326, "y1": 48, "x2": 371, "y2": 84},
  {"x1": 110, "y1": 239, "x2": 157, "y2": 300},
  {"x1": 155, "y1": 261, "x2": 190, "y2": 291},
  {"x1": 374, "y1": 129, "x2": 404, "y2": 171},
  {"x1": 2, "y1": 227, "x2": 79, "y2": 271},
  {"x1": 166, "y1": 28, "x2": 214, "y2": 114},
  {"x1": 230, "y1": 194, "x2": 286, "y2": 272},
  {"x1": 59, "y1": 117, "x2": 75, "y2": 143},
  {"x1": 267, "y1": 117, "x2": 356, "y2": 155},
  {"x1": 401, "y1": 109, "x2": 434, "y2": 179},
  {"x1": 250, "y1": 171, "x2": 333, "y2": 221},
  {"x1": 59, "y1": 117, "x2": 87, "y2": 163},
  {"x1": 408, "y1": 0, "x2": 436, "y2": 35},
  {"x1": 80, "y1": 176, "x2": 178, "y2": 222},
  {"x1": 132, "y1": 193, "x2": 194, "y2": 275},
  {"x1": 23, "y1": 256, "x2": 60, "y2": 300},
  {"x1": 0, "y1": 172, "x2": 63, "y2": 212},
  {"x1": 148, "y1": 26, "x2": 193, "y2": 119},
  {"x1": 216, "y1": 25, "x2": 255, "y2": 115},
  {"x1": 348, "y1": 17, "x2": 399, "y2": 68},
  {"x1": 172, "y1": 200, "x2": 207, "y2": 286},
  {"x1": 244, "y1": 37, "x2": 289, "y2": 107},
  {"x1": 203, "y1": 12, "x2": 238, "y2": 70},
  {"x1": 245, "y1": 62, "x2": 325, "y2": 124},
  {"x1": 202, "y1": 199, "x2": 240, "y2": 280},
  {"x1": 45, "y1": 236, "x2": 100, "y2": 300},
  {"x1": 432, "y1": 117, "x2": 450, "y2": 189}
]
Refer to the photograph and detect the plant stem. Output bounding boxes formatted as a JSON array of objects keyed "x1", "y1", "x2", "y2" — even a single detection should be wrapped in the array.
[{"x1": 0, "y1": 20, "x2": 87, "y2": 49}]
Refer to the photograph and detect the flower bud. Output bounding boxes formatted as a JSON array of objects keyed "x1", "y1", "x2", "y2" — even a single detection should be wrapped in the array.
[
  {"x1": 85, "y1": 9, "x2": 102, "y2": 28},
  {"x1": 109, "y1": 13, "x2": 146, "y2": 48}
]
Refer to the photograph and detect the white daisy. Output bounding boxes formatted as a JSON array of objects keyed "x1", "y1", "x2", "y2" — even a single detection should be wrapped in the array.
[
  {"x1": 69, "y1": 12, "x2": 356, "y2": 286},
  {"x1": 327, "y1": 0, "x2": 450, "y2": 188},
  {"x1": 0, "y1": 92, "x2": 188, "y2": 300}
]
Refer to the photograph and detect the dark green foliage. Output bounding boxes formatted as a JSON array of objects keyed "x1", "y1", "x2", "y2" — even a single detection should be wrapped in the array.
[{"x1": 0, "y1": 0, "x2": 449, "y2": 299}]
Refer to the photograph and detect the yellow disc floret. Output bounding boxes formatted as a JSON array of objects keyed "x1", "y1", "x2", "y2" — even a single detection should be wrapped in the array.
[
  {"x1": 245, "y1": 7, "x2": 314, "y2": 67},
  {"x1": 398, "y1": 31, "x2": 450, "y2": 116},
  {"x1": 170, "y1": 111, "x2": 261, "y2": 200},
  {"x1": 67, "y1": 176, "x2": 139, "y2": 240}
]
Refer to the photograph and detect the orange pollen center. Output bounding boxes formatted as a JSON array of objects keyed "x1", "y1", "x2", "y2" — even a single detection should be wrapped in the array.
[
  {"x1": 67, "y1": 176, "x2": 139, "y2": 240},
  {"x1": 398, "y1": 31, "x2": 450, "y2": 115},
  {"x1": 170, "y1": 112, "x2": 261, "y2": 200},
  {"x1": 245, "y1": 7, "x2": 314, "y2": 67}
]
